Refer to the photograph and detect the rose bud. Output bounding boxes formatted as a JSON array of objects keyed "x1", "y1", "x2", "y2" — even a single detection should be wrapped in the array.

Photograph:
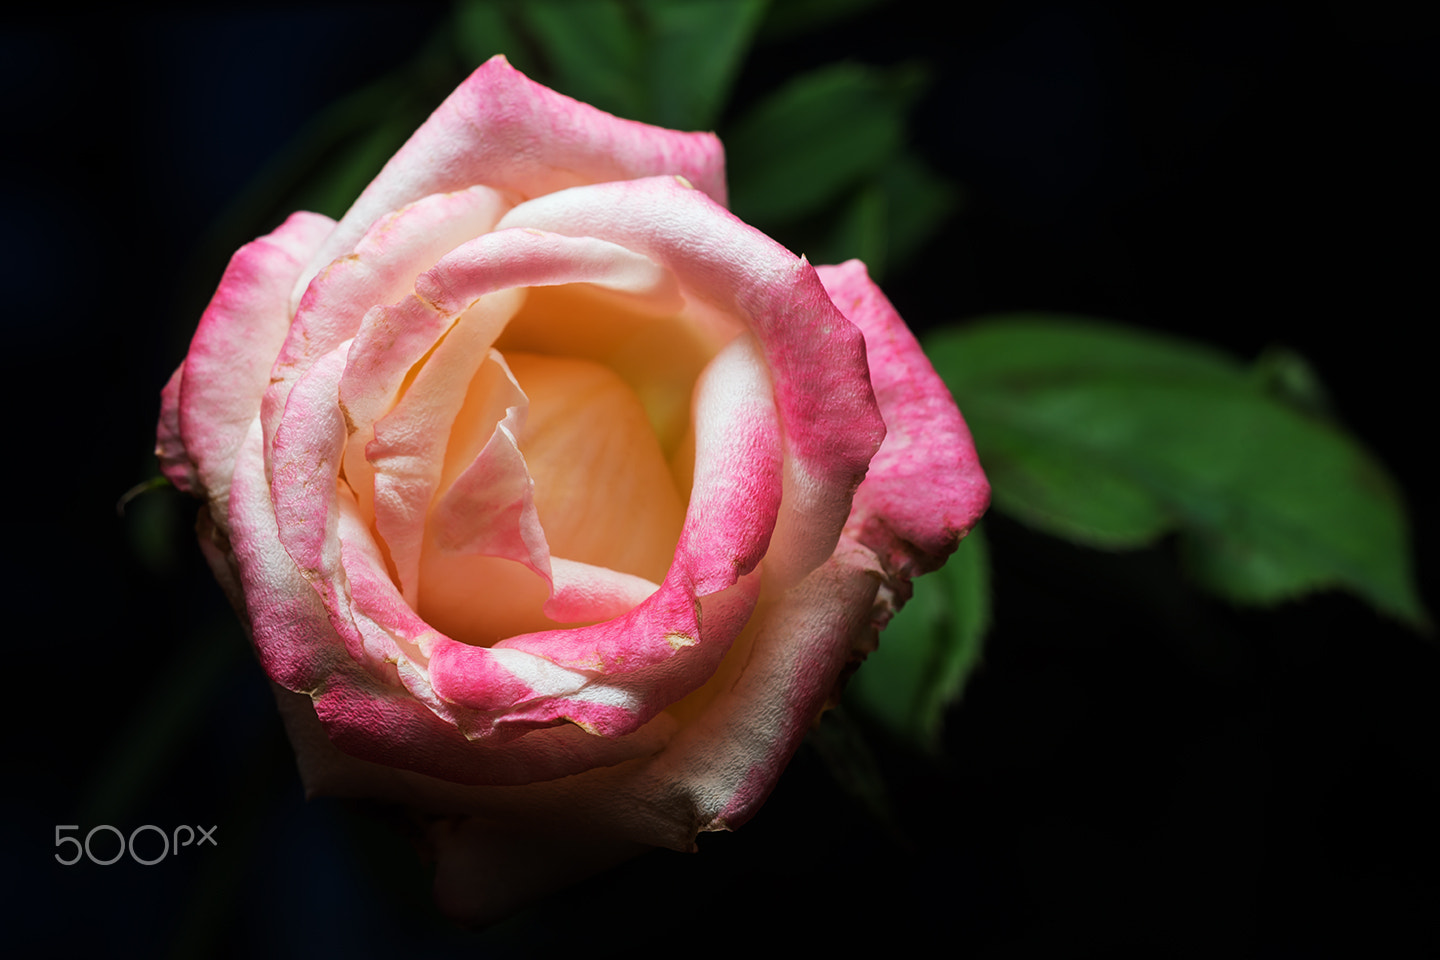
[{"x1": 156, "y1": 55, "x2": 988, "y2": 923}]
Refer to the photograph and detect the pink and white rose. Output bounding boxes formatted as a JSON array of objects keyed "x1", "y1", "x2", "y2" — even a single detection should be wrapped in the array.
[{"x1": 157, "y1": 55, "x2": 987, "y2": 921}]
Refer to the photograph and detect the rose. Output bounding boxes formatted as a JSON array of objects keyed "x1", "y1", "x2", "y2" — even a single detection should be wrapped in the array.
[{"x1": 156, "y1": 55, "x2": 987, "y2": 920}]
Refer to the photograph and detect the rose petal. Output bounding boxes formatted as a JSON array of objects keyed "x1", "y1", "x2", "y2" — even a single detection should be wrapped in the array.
[
  {"x1": 363, "y1": 293, "x2": 525, "y2": 605},
  {"x1": 344, "y1": 229, "x2": 678, "y2": 607},
  {"x1": 235, "y1": 417, "x2": 679, "y2": 785},
  {"x1": 427, "y1": 353, "x2": 672, "y2": 629},
  {"x1": 257, "y1": 537, "x2": 885, "y2": 851},
  {"x1": 176, "y1": 210, "x2": 333, "y2": 526},
  {"x1": 270, "y1": 340, "x2": 351, "y2": 583},
  {"x1": 339, "y1": 228, "x2": 676, "y2": 449},
  {"x1": 428, "y1": 351, "x2": 541, "y2": 574},
  {"x1": 545, "y1": 559, "x2": 663, "y2": 623},
  {"x1": 155, "y1": 363, "x2": 197, "y2": 494},
  {"x1": 496, "y1": 333, "x2": 779, "y2": 662},
  {"x1": 264, "y1": 185, "x2": 514, "y2": 457},
  {"x1": 497, "y1": 177, "x2": 887, "y2": 588},
  {"x1": 295, "y1": 54, "x2": 727, "y2": 306},
  {"x1": 818, "y1": 260, "x2": 990, "y2": 580},
  {"x1": 673, "y1": 332, "x2": 782, "y2": 594}
]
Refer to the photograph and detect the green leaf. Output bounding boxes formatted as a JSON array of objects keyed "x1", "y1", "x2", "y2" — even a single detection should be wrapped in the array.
[
  {"x1": 290, "y1": 112, "x2": 419, "y2": 220},
  {"x1": 642, "y1": 0, "x2": 767, "y2": 130},
  {"x1": 453, "y1": 0, "x2": 538, "y2": 75},
  {"x1": 758, "y1": 0, "x2": 889, "y2": 40},
  {"x1": 725, "y1": 61, "x2": 925, "y2": 227},
  {"x1": 792, "y1": 178, "x2": 889, "y2": 277},
  {"x1": 847, "y1": 525, "x2": 991, "y2": 752},
  {"x1": 516, "y1": 0, "x2": 648, "y2": 120},
  {"x1": 1250, "y1": 344, "x2": 1332, "y2": 417},
  {"x1": 878, "y1": 150, "x2": 963, "y2": 268},
  {"x1": 787, "y1": 149, "x2": 961, "y2": 281},
  {"x1": 928, "y1": 315, "x2": 1427, "y2": 626},
  {"x1": 468, "y1": 0, "x2": 764, "y2": 130}
]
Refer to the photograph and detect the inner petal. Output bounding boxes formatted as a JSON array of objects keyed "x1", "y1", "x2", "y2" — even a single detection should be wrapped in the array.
[
  {"x1": 495, "y1": 283, "x2": 731, "y2": 461},
  {"x1": 417, "y1": 552, "x2": 557, "y2": 648},
  {"x1": 505, "y1": 351, "x2": 685, "y2": 586}
]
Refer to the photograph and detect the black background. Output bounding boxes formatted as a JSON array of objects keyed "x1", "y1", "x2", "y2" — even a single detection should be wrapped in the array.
[{"x1": 7, "y1": 2, "x2": 1436, "y2": 956}]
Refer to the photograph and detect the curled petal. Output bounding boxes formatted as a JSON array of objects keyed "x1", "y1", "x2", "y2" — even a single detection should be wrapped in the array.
[
  {"x1": 674, "y1": 333, "x2": 782, "y2": 594},
  {"x1": 295, "y1": 55, "x2": 727, "y2": 303},
  {"x1": 236, "y1": 416, "x2": 678, "y2": 785},
  {"x1": 363, "y1": 295, "x2": 525, "y2": 605},
  {"x1": 343, "y1": 230, "x2": 675, "y2": 605},
  {"x1": 261, "y1": 537, "x2": 886, "y2": 852},
  {"x1": 495, "y1": 333, "x2": 779, "y2": 670},
  {"x1": 265, "y1": 185, "x2": 514, "y2": 454},
  {"x1": 818, "y1": 260, "x2": 990, "y2": 579},
  {"x1": 340, "y1": 229, "x2": 675, "y2": 448},
  {"x1": 544, "y1": 559, "x2": 666, "y2": 625},
  {"x1": 155, "y1": 363, "x2": 197, "y2": 494},
  {"x1": 498, "y1": 178, "x2": 886, "y2": 588},
  {"x1": 429, "y1": 351, "x2": 541, "y2": 574},
  {"x1": 176, "y1": 211, "x2": 333, "y2": 526},
  {"x1": 270, "y1": 340, "x2": 352, "y2": 583},
  {"x1": 228, "y1": 417, "x2": 354, "y2": 694}
]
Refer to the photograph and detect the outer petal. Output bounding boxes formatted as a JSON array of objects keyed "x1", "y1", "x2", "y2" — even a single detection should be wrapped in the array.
[
  {"x1": 155, "y1": 363, "x2": 197, "y2": 494},
  {"x1": 176, "y1": 211, "x2": 334, "y2": 526},
  {"x1": 263, "y1": 536, "x2": 887, "y2": 848},
  {"x1": 818, "y1": 260, "x2": 990, "y2": 580},
  {"x1": 295, "y1": 55, "x2": 727, "y2": 306},
  {"x1": 497, "y1": 177, "x2": 886, "y2": 589},
  {"x1": 232, "y1": 415, "x2": 678, "y2": 785},
  {"x1": 682, "y1": 539, "x2": 884, "y2": 833}
]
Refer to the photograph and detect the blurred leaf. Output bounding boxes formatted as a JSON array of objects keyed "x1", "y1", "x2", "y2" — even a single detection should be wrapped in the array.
[
  {"x1": 121, "y1": 477, "x2": 183, "y2": 575},
  {"x1": 759, "y1": 0, "x2": 889, "y2": 39},
  {"x1": 193, "y1": 28, "x2": 463, "y2": 286},
  {"x1": 515, "y1": 0, "x2": 648, "y2": 120},
  {"x1": 1250, "y1": 344, "x2": 1331, "y2": 417},
  {"x1": 81, "y1": 623, "x2": 246, "y2": 825},
  {"x1": 879, "y1": 150, "x2": 963, "y2": 267},
  {"x1": 290, "y1": 112, "x2": 419, "y2": 219},
  {"x1": 790, "y1": 149, "x2": 961, "y2": 280},
  {"x1": 726, "y1": 61, "x2": 926, "y2": 227},
  {"x1": 453, "y1": 0, "x2": 537, "y2": 76},
  {"x1": 847, "y1": 525, "x2": 991, "y2": 752},
  {"x1": 642, "y1": 0, "x2": 767, "y2": 130},
  {"x1": 801, "y1": 179, "x2": 888, "y2": 276},
  {"x1": 459, "y1": 0, "x2": 764, "y2": 130},
  {"x1": 928, "y1": 316, "x2": 1427, "y2": 626},
  {"x1": 805, "y1": 707, "x2": 899, "y2": 835}
]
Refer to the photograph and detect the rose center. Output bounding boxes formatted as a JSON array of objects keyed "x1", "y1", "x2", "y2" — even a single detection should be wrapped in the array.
[{"x1": 413, "y1": 338, "x2": 687, "y2": 647}]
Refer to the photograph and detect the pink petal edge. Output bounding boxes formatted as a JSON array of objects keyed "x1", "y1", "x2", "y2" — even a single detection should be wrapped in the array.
[
  {"x1": 818, "y1": 259, "x2": 990, "y2": 581},
  {"x1": 294, "y1": 55, "x2": 727, "y2": 308},
  {"x1": 175, "y1": 210, "x2": 334, "y2": 527},
  {"x1": 497, "y1": 177, "x2": 887, "y2": 589}
]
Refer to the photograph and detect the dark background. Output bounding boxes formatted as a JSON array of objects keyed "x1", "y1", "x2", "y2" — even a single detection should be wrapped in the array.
[{"x1": 7, "y1": 2, "x2": 1435, "y2": 956}]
